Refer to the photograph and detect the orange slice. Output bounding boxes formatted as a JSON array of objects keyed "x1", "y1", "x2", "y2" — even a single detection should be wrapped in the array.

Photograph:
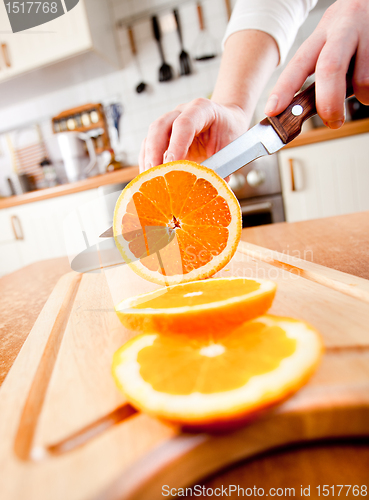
[
  {"x1": 115, "y1": 277, "x2": 277, "y2": 334},
  {"x1": 113, "y1": 161, "x2": 242, "y2": 285},
  {"x1": 112, "y1": 315, "x2": 323, "y2": 429}
]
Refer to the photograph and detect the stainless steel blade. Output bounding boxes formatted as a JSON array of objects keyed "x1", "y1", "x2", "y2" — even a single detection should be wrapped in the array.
[
  {"x1": 99, "y1": 226, "x2": 114, "y2": 238},
  {"x1": 202, "y1": 120, "x2": 284, "y2": 178},
  {"x1": 71, "y1": 227, "x2": 175, "y2": 273}
]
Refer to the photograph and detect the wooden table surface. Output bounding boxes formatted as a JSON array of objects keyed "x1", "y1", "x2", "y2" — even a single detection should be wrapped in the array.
[{"x1": 1, "y1": 210, "x2": 369, "y2": 494}]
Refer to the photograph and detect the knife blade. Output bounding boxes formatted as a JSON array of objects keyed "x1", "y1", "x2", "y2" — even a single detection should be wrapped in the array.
[
  {"x1": 71, "y1": 226, "x2": 175, "y2": 273},
  {"x1": 202, "y1": 117, "x2": 284, "y2": 178}
]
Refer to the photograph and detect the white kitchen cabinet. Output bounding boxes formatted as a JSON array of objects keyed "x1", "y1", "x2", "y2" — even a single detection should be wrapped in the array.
[
  {"x1": 278, "y1": 132, "x2": 369, "y2": 222},
  {"x1": 0, "y1": 188, "x2": 104, "y2": 277},
  {"x1": 0, "y1": 0, "x2": 118, "y2": 82}
]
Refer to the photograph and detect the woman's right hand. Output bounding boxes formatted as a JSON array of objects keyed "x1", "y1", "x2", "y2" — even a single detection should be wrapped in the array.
[{"x1": 139, "y1": 98, "x2": 252, "y2": 173}]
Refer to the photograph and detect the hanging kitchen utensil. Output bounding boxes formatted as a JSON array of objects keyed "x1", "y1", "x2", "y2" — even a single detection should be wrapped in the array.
[
  {"x1": 127, "y1": 26, "x2": 147, "y2": 93},
  {"x1": 106, "y1": 102, "x2": 123, "y2": 139},
  {"x1": 173, "y1": 9, "x2": 192, "y2": 76},
  {"x1": 193, "y1": 2, "x2": 217, "y2": 61},
  {"x1": 152, "y1": 15, "x2": 174, "y2": 82}
]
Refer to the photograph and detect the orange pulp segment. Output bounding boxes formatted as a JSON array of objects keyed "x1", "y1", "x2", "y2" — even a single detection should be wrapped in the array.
[
  {"x1": 115, "y1": 277, "x2": 277, "y2": 334},
  {"x1": 112, "y1": 315, "x2": 323, "y2": 429},
  {"x1": 113, "y1": 161, "x2": 242, "y2": 285}
]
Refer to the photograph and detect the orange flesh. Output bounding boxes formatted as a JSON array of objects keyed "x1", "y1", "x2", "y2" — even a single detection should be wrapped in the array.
[
  {"x1": 131, "y1": 279, "x2": 261, "y2": 309},
  {"x1": 121, "y1": 171, "x2": 232, "y2": 275},
  {"x1": 137, "y1": 321, "x2": 297, "y2": 395}
]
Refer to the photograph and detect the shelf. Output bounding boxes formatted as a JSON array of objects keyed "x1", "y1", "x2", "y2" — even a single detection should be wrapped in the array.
[{"x1": 0, "y1": 167, "x2": 139, "y2": 209}]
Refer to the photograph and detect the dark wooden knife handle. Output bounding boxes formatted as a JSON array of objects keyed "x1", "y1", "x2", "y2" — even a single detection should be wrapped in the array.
[{"x1": 267, "y1": 62, "x2": 355, "y2": 144}]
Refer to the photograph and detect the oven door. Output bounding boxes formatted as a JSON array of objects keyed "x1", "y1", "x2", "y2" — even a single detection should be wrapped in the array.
[{"x1": 239, "y1": 194, "x2": 285, "y2": 228}]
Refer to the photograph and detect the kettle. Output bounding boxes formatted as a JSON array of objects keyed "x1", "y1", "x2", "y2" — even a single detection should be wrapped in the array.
[{"x1": 45, "y1": 131, "x2": 97, "y2": 184}]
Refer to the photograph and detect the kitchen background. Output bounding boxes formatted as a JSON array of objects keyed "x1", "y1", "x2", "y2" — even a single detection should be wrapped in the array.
[
  {"x1": 0, "y1": 0, "x2": 333, "y2": 196},
  {"x1": 1, "y1": 0, "x2": 369, "y2": 277}
]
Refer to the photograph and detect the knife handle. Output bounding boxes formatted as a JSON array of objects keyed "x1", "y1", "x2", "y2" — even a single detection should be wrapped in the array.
[{"x1": 267, "y1": 61, "x2": 355, "y2": 144}]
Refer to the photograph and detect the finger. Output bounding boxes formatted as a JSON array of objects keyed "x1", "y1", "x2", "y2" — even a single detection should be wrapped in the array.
[
  {"x1": 165, "y1": 98, "x2": 215, "y2": 161},
  {"x1": 139, "y1": 138, "x2": 146, "y2": 173},
  {"x1": 353, "y1": 35, "x2": 369, "y2": 105},
  {"x1": 265, "y1": 32, "x2": 325, "y2": 116},
  {"x1": 315, "y1": 31, "x2": 358, "y2": 128},
  {"x1": 144, "y1": 110, "x2": 181, "y2": 169}
]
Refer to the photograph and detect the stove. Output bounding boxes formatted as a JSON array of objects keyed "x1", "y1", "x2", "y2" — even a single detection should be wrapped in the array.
[{"x1": 228, "y1": 154, "x2": 285, "y2": 228}]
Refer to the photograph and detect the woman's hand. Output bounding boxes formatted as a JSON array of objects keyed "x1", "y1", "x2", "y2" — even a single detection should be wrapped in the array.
[
  {"x1": 139, "y1": 29, "x2": 280, "y2": 172},
  {"x1": 139, "y1": 100, "x2": 251, "y2": 173},
  {"x1": 265, "y1": 0, "x2": 369, "y2": 129}
]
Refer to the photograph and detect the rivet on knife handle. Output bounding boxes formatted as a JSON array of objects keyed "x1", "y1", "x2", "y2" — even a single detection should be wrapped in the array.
[
  {"x1": 267, "y1": 83, "x2": 317, "y2": 144},
  {"x1": 267, "y1": 58, "x2": 355, "y2": 145}
]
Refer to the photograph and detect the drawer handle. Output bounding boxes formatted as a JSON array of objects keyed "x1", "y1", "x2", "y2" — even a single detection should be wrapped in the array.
[
  {"x1": 288, "y1": 158, "x2": 296, "y2": 191},
  {"x1": 1, "y1": 43, "x2": 11, "y2": 68},
  {"x1": 241, "y1": 202, "x2": 272, "y2": 215},
  {"x1": 11, "y1": 215, "x2": 24, "y2": 240}
]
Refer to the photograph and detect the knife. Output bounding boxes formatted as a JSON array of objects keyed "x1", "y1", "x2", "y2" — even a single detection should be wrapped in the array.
[
  {"x1": 101, "y1": 70, "x2": 354, "y2": 239},
  {"x1": 202, "y1": 76, "x2": 354, "y2": 177}
]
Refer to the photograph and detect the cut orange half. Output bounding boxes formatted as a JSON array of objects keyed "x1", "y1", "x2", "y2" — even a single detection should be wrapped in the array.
[
  {"x1": 115, "y1": 277, "x2": 277, "y2": 334},
  {"x1": 113, "y1": 161, "x2": 242, "y2": 285},
  {"x1": 112, "y1": 315, "x2": 323, "y2": 429}
]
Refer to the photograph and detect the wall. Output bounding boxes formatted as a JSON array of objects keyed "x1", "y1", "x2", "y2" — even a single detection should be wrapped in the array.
[{"x1": 0, "y1": 0, "x2": 333, "y2": 197}]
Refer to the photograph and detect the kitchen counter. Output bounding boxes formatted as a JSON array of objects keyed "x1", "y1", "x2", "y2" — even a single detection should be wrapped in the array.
[
  {"x1": 0, "y1": 166, "x2": 139, "y2": 209},
  {"x1": 284, "y1": 116, "x2": 369, "y2": 149},
  {"x1": 1, "y1": 211, "x2": 368, "y2": 493}
]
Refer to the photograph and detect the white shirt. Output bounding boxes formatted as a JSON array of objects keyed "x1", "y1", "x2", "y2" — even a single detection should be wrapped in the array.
[{"x1": 223, "y1": 0, "x2": 319, "y2": 65}]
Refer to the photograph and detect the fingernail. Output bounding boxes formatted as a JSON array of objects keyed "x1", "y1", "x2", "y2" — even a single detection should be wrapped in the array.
[
  {"x1": 265, "y1": 94, "x2": 279, "y2": 114},
  {"x1": 163, "y1": 151, "x2": 174, "y2": 164},
  {"x1": 327, "y1": 119, "x2": 344, "y2": 129},
  {"x1": 145, "y1": 162, "x2": 153, "y2": 170}
]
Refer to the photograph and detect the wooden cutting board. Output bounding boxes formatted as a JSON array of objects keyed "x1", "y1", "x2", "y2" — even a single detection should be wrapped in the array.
[{"x1": 0, "y1": 242, "x2": 368, "y2": 500}]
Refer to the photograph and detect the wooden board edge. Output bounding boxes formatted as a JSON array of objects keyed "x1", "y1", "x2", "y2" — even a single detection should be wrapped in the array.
[
  {"x1": 237, "y1": 241, "x2": 369, "y2": 304},
  {"x1": 94, "y1": 401, "x2": 369, "y2": 500},
  {"x1": 0, "y1": 271, "x2": 82, "y2": 461}
]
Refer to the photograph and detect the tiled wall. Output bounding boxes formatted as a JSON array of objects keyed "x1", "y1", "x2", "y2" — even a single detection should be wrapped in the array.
[
  {"x1": 112, "y1": 0, "x2": 229, "y2": 165},
  {"x1": 0, "y1": 0, "x2": 333, "y2": 196}
]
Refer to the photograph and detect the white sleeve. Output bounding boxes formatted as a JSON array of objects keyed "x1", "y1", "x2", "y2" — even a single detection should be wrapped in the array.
[{"x1": 223, "y1": 0, "x2": 319, "y2": 65}]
